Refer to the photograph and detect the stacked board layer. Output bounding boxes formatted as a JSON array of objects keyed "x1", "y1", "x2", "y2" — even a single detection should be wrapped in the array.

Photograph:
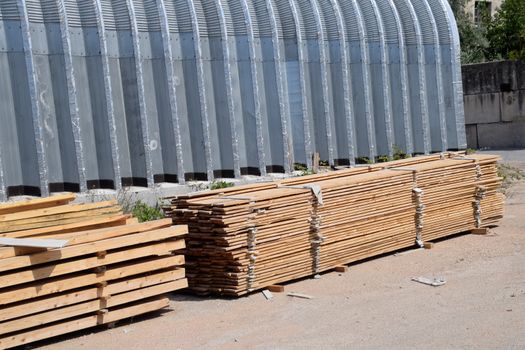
[
  {"x1": 165, "y1": 153, "x2": 504, "y2": 296},
  {"x1": 0, "y1": 195, "x2": 187, "y2": 349}
]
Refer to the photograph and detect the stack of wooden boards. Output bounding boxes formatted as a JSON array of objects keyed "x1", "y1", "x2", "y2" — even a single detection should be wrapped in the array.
[
  {"x1": 165, "y1": 153, "x2": 504, "y2": 296},
  {"x1": 0, "y1": 194, "x2": 187, "y2": 349}
]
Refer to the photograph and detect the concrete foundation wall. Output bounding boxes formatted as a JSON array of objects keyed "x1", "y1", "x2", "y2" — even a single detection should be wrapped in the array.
[{"x1": 463, "y1": 60, "x2": 525, "y2": 149}]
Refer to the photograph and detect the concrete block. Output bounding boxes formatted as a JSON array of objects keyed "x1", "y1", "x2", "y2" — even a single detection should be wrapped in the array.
[
  {"x1": 463, "y1": 93, "x2": 501, "y2": 124},
  {"x1": 465, "y1": 124, "x2": 478, "y2": 149},
  {"x1": 477, "y1": 121, "x2": 525, "y2": 149},
  {"x1": 501, "y1": 90, "x2": 525, "y2": 122}
]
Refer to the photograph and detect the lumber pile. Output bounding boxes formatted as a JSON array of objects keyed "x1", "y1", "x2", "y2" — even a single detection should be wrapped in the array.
[
  {"x1": 0, "y1": 195, "x2": 187, "y2": 349},
  {"x1": 165, "y1": 153, "x2": 504, "y2": 296}
]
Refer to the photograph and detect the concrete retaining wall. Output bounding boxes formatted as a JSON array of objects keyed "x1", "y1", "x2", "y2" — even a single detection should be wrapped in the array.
[{"x1": 463, "y1": 60, "x2": 525, "y2": 149}]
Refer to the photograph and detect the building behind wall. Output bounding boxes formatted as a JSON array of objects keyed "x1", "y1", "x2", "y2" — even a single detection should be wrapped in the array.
[{"x1": 465, "y1": 0, "x2": 503, "y2": 22}]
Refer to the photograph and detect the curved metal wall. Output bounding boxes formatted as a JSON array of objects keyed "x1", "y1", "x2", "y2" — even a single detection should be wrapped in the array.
[{"x1": 0, "y1": 0, "x2": 466, "y2": 200}]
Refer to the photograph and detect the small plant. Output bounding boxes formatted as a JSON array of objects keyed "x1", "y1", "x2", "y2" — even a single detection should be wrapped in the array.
[
  {"x1": 131, "y1": 200, "x2": 164, "y2": 223},
  {"x1": 498, "y1": 163, "x2": 525, "y2": 191},
  {"x1": 392, "y1": 146, "x2": 410, "y2": 160},
  {"x1": 356, "y1": 157, "x2": 373, "y2": 165},
  {"x1": 210, "y1": 180, "x2": 235, "y2": 190},
  {"x1": 376, "y1": 155, "x2": 392, "y2": 163},
  {"x1": 294, "y1": 163, "x2": 308, "y2": 172},
  {"x1": 319, "y1": 160, "x2": 329, "y2": 167},
  {"x1": 466, "y1": 148, "x2": 477, "y2": 155}
]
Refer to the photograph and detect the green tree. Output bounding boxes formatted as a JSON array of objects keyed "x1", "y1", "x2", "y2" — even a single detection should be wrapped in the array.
[
  {"x1": 487, "y1": 0, "x2": 525, "y2": 60},
  {"x1": 448, "y1": 0, "x2": 490, "y2": 63}
]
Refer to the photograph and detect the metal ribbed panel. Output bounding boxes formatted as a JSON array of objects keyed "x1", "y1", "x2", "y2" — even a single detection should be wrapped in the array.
[
  {"x1": 133, "y1": 0, "x2": 160, "y2": 32},
  {"x1": 0, "y1": 1, "x2": 21, "y2": 20},
  {"x1": 99, "y1": 0, "x2": 131, "y2": 31},
  {"x1": 26, "y1": 0, "x2": 59, "y2": 23},
  {"x1": 0, "y1": 0, "x2": 466, "y2": 198},
  {"x1": 65, "y1": 0, "x2": 97, "y2": 28}
]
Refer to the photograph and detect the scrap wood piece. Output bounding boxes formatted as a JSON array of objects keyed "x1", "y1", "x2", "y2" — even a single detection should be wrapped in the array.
[
  {"x1": 411, "y1": 276, "x2": 446, "y2": 287},
  {"x1": 287, "y1": 292, "x2": 313, "y2": 300},
  {"x1": 267, "y1": 285, "x2": 285, "y2": 293},
  {"x1": 0, "y1": 237, "x2": 68, "y2": 249},
  {"x1": 262, "y1": 289, "x2": 273, "y2": 300}
]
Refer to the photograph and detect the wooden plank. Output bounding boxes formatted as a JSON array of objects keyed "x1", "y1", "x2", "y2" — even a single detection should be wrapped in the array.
[
  {"x1": 0, "y1": 256, "x2": 185, "y2": 304},
  {"x1": 2, "y1": 214, "x2": 128, "y2": 239},
  {"x1": 0, "y1": 297, "x2": 169, "y2": 349},
  {"x1": 0, "y1": 239, "x2": 185, "y2": 288},
  {"x1": 0, "y1": 219, "x2": 174, "y2": 259},
  {"x1": 0, "y1": 280, "x2": 187, "y2": 335},
  {"x1": 0, "y1": 269, "x2": 185, "y2": 322},
  {"x1": 0, "y1": 225, "x2": 187, "y2": 272},
  {"x1": 0, "y1": 194, "x2": 76, "y2": 215}
]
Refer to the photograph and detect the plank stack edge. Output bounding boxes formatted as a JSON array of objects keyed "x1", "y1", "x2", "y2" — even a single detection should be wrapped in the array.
[
  {"x1": 0, "y1": 195, "x2": 187, "y2": 349},
  {"x1": 165, "y1": 153, "x2": 504, "y2": 296}
]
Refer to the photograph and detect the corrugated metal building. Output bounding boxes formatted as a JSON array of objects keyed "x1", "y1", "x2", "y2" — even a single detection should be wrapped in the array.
[{"x1": 0, "y1": 0, "x2": 466, "y2": 200}]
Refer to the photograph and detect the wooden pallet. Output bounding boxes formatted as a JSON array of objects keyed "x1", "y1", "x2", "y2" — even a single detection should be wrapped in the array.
[
  {"x1": 165, "y1": 153, "x2": 504, "y2": 296},
  {"x1": 0, "y1": 195, "x2": 188, "y2": 349}
]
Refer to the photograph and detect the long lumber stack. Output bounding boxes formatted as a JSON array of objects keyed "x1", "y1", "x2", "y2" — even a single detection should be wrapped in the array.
[
  {"x1": 165, "y1": 153, "x2": 504, "y2": 296},
  {"x1": 0, "y1": 195, "x2": 187, "y2": 349}
]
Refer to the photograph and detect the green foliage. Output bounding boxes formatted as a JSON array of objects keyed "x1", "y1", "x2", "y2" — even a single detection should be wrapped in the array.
[
  {"x1": 449, "y1": 0, "x2": 491, "y2": 63},
  {"x1": 131, "y1": 201, "x2": 164, "y2": 223},
  {"x1": 486, "y1": 0, "x2": 525, "y2": 60},
  {"x1": 448, "y1": 0, "x2": 525, "y2": 62},
  {"x1": 356, "y1": 157, "x2": 373, "y2": 165},
  {"x1": 209, "y1": 180, "x2": 235, "y2": 190},
  {"x1": 319, "y1": 160, "x2": 329, "y2": 167},
  {"x1": 376, "y1": 155, "x2": 392, "y2": 163},
  {"x1": 498, "y1": 163, "x2": 525, "y2": 191},
  {"x1": 392, "y1": 146, "x2": 411, "y2": 161},
  {"x1": 294, "y1": 163, "x2": 308, "y2": 172},
  {"x1": 466, "y1": 148, "x2": 477, "y2": 155}
]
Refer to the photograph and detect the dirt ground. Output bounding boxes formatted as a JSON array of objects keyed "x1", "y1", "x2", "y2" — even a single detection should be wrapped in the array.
[{"x1": 35, "y1": 150, "x2": 525, "y2": 350}]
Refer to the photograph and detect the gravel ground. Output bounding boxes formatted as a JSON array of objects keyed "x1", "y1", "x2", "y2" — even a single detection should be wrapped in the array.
[{"x1": 33, "y1": 151, "x2": 525, "y2": 350}]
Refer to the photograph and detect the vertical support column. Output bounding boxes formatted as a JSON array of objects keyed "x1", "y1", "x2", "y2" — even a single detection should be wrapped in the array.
[
  {"x1": 215, "y1": 0, "x2": 241, "y2": 178},
  {"x1": 186, "y1": 0, "x2": 214, "y2": 181},
  {"x1": 403, "y1": 0, "x2": 431, "y2": 154},
  {"x1": 239, "y1": 0, "x2": 267, "y2": 176},
  {"x1": 93, "y1": 0, "x2": 122, "y2": 190},
  {"x1": 310, "y1": 0, "x2": 335, "y2": 166},
  {"x1": 329, "y1": 0, "x2": 356, "y2": 166},
  {"x1": 265, "y1": 0, "x2": 294, "y2": 173},
  {"x1": 157, "y1": 0, "x2": 186, "y2": 184},
  {"x1": 16, "y1": 0, "x2": 49, "y2": 197},
  {"x1": 438, "y1": 0, "x2": 466, "y2": 150},
  {"x1": 369, "y1": 0, "x2": 394, "y2": 157},
  {"x1": 125, "y1": 0, "x2": 154, "y2": 187},
  {"x1": 289, "y1": 0, "x2": 313, "y2": 170},
  {"x1": 56, "y1": 0, "x2": 87, "y2": 192},
  {"x1": 387, "y1": 0, "x2": 414, "y2": 154},
  {"x1": 350, "y1": 0, "x2": 377, "y2": 160},
  {"x1": 0, "y1": 150, "x2": 5, "y2": 201},
  {"x1": 420, "y1": 0, "x2": 447, "y2": 152}
]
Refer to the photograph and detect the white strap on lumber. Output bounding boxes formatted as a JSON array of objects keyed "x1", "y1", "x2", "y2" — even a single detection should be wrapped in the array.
[
  {"x1": 0, "y1": 237, "x2": 68, "y2": 249},
  {"x1": 413, "y1": 187, "x2": 424, "y2": 248},
  {"x1": 279, "y1": 184, "x2": 323, "y2": 206}
]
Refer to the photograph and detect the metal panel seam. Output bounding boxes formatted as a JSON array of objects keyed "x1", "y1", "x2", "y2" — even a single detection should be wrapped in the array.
[
  {"x1": 239, "y1": 0, "x2": 267, "y2": 176},
  {"x1": 157, "y1": 0, "x2": 186, "y2": 183},
  {"x1": 216, "y1": 0, "x2": 241, "y2": 178},
  {"x1": 93, "y1": 0, "x2": 122, "y2": 190},
  {"x1": 17, "y1": 0, "x2": 50, "y2": 197},
  {"x1": 187, "y1": 0, "x2": 214, "y2": 180},
  {"x1": 57, "y1": 0, "x2": 87, "y2": 192}
]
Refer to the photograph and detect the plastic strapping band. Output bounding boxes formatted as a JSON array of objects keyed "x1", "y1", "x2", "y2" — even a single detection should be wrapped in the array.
[
  {"x1": 279, "y1": 184, "x2": 323, "y2": 206},
  {"x1": 473, "y1": 185, "x2": 486, "y2": 228},
  {"x1": 413, "y1": 187, "x2": 424, "y2": 247}
]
